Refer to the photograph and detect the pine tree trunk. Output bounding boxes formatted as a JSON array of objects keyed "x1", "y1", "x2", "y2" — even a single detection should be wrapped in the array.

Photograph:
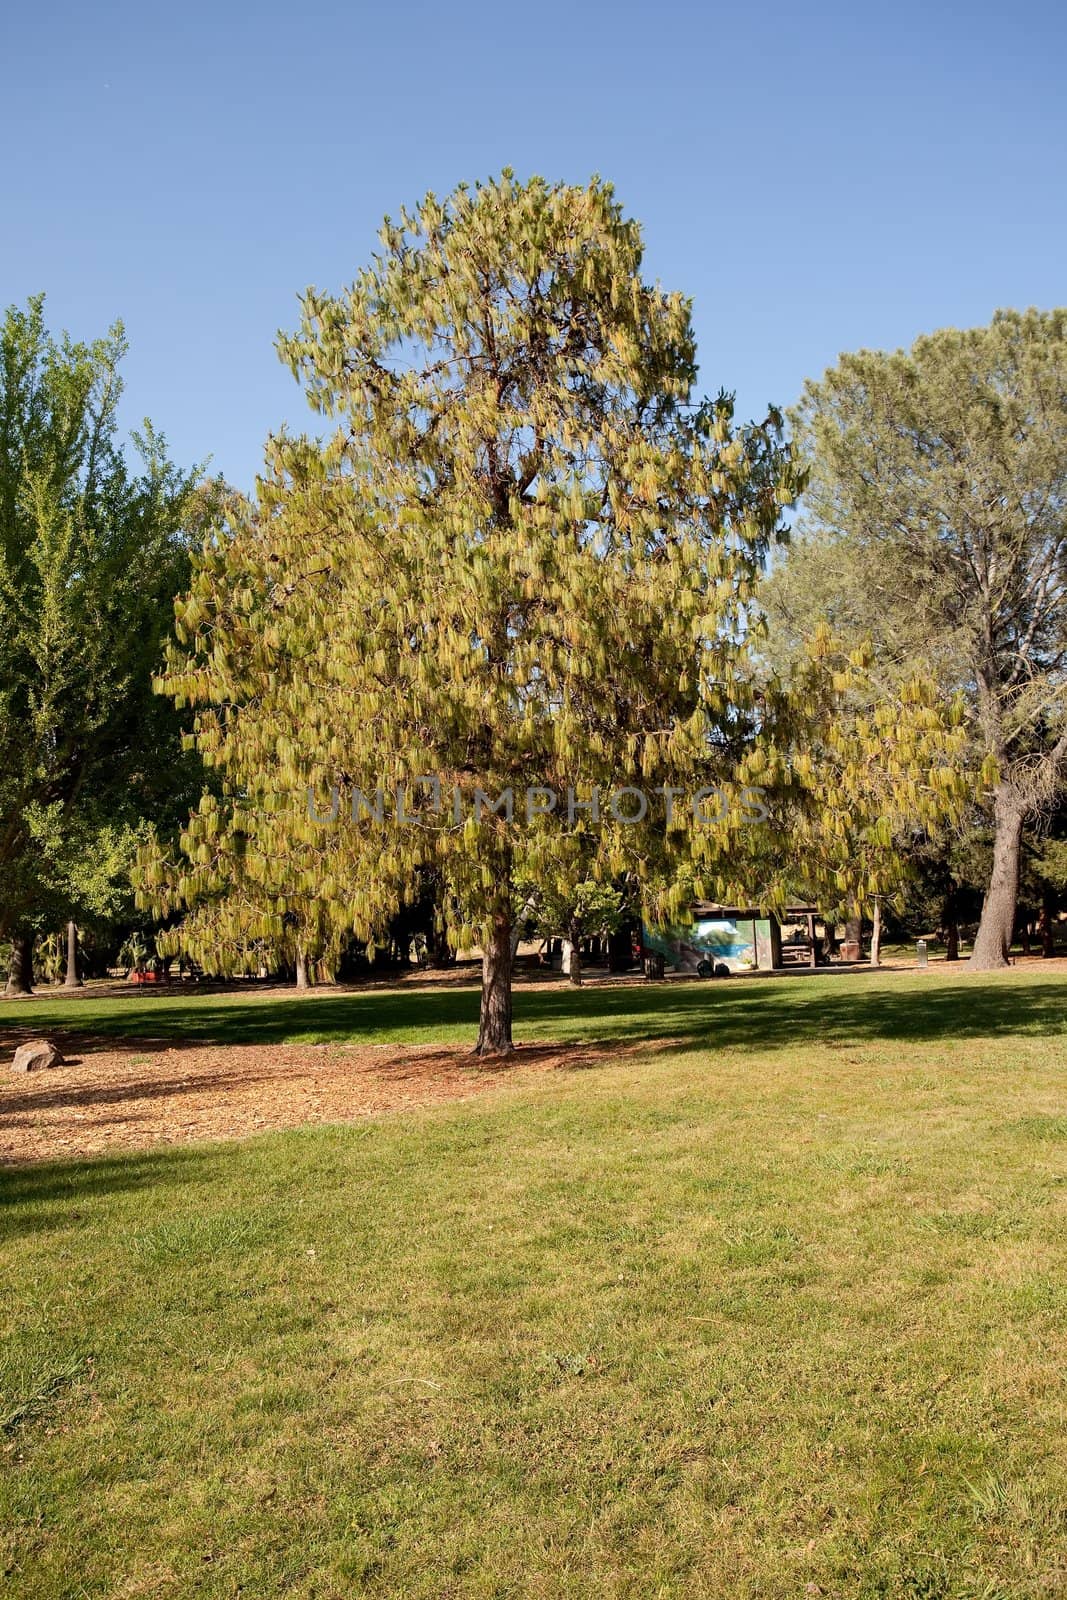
[
  {"x1": 567, "y1": 918, "x2": 583, "y2": 987},
  {"x1": 5, "y1": 932, "x2": 35, "y2": 996},
  {"x1": 945, "y1": 921, "x2": 960, "y2": 961},
  {"x1": 969, "y1": 788, "x2": 1025, "y2": 970},
  {"x1": 476, "y1": 909, "x2": 514, "y2": 1056},
  {"x1": 295, "y1": 949, "x2": 309, "y2": 990},
  {"x1": 869, "y1": 900, "x2": 882, "y2": 967},
  {"x1": 64, "y1": 920, "x2": 83, "y2": 988}
]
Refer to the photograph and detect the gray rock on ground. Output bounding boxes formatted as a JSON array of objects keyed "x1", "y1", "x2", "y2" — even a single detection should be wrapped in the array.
[{"x1": 11, "y1": 1038, "x2": 66, "y2": 1073}]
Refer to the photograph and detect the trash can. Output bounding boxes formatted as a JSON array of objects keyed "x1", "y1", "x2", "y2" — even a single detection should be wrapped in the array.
[{"x1": 916, "y1": 938, "x2": 928, "y2": 969}]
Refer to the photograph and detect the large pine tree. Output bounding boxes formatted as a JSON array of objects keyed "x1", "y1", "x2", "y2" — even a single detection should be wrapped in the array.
[{"x1": 152, "y1": 174, "x2": 804, "y2": 1050}]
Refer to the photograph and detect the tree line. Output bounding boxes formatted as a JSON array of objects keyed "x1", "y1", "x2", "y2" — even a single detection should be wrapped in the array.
[{"x1": 2, "y1": 175, "x2": 1064, "y2": 1048}]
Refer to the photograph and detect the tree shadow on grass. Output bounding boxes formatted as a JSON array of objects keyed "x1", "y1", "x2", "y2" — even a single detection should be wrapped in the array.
[
  {"x1": 0, "y1": 970, "x2": 1062, "y2": 1068},
  {"x1": 524, "y1": 972, "x2": 1067, "y2": 1051},
  {"x1": 0, "y1": 1142, "x2": 225, "y2": 1231},
  {"x1": 2, "y1": 971, "x2": 1062, "y2": 1055}
]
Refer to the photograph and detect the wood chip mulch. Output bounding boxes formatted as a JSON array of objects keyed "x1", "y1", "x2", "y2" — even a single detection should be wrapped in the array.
[{"x1": 0, "y1": 1039, "x2": 616, "y2": 1166}]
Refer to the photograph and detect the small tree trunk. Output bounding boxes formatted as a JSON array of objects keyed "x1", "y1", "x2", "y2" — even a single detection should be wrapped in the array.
[
  {"x1": 1019, "y1": 917, "x2": 1032, "y2": 957},
  {"x1": 1038, "y1": 887, "x2": 1055, "y2": 958},
  {"x1": 567, "y1": 917, "x2": 583, "y2": 987},
  {"x1": 476, "y1": 909, "x2": 514, "y2": 1056},
  {"x1": 941, "y1": 882, "x2": 960, "y2": 960},
  {"x1": 969, "y1": 788, "x2": 1025, "y2": 971},
  {"x1": 295, "y1": 948, "x2": 310, "y2": 990},
  {"x1": 5, "y1": 932, "x2": 35, "y2": 996},
  {"x1": 64, "y1": 920, "x2": 83, "y2": 988},
  {"x1": 869, "y1": 900, "x2": 882, "y2": 967}
]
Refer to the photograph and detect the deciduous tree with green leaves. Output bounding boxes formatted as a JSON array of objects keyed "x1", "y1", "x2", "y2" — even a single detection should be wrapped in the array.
[
  {"x1": 0, "y1": 296, "x2": 203, "y2": 992},
  {"x1": 531, "y1": 877, "x2": 631, "y2": 987}
]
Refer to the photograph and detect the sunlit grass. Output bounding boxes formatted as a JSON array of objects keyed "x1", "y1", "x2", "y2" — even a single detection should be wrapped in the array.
[{"x1": 1, "y1": 968, "x2": 1065, "y2": 1596}]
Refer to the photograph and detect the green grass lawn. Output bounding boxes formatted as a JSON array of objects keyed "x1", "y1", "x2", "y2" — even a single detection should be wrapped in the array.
[
  {"x1": 0, "y1": 961, "x2": 1065, "y2": 1051},
  {"x1": 2, "y1": 969, "x2": 1066, "y2": 1597}
]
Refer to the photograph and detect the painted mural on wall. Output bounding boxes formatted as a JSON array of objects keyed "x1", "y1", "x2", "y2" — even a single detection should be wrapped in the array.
[{"x1": 643, "y1": 916, "x2": 774, "y2": 974}]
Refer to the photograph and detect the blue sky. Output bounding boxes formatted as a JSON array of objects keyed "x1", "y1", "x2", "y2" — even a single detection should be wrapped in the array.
[{"x1": 4, "y1": 0, "x2": 1064, "y2": 490}]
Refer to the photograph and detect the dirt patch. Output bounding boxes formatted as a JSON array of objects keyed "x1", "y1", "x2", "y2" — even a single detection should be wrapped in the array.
[{"x1": 0, "y1": 1039, "x2": 614, "y2": 1166}]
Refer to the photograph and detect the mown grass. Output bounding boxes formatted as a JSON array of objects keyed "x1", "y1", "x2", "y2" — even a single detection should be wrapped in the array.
[
  {"x1": 0, "y1": 961, "x2": 1065, "y2": 1051},
  {"x1": 2, "y1": 969, "x2": 1066, "y2": 1597}
]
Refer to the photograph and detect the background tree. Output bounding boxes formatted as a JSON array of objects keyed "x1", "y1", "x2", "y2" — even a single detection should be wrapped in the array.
[
  {"x1": 1022, "y1": 807, "x2": 1066, "y2": 957},
  {"x1": 761, "y1": 525, "x2": 1000, "y2": 959},
  {"x1": 0, "y1": 297, "x2": 204, "y2": 992},
  {"x1": 697, "y1": 627, "x2": 974, "y2": 954},
  {"x1": 529, "y1": 877, "x2": 630, "y2": 987},
  {"x1": 784, "y1": 310, "x2": 1067, "y2": 968}
]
